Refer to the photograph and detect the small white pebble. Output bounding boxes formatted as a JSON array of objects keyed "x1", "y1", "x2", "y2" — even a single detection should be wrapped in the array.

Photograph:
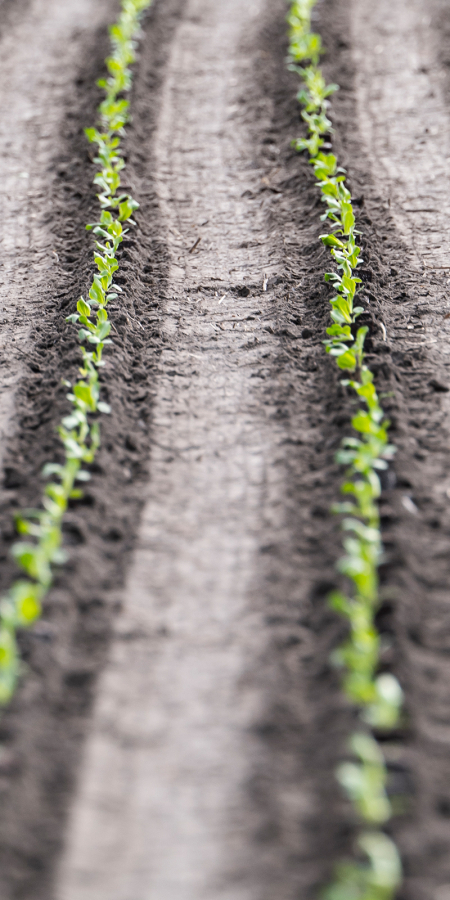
[{"x1": 402, "y1": 495, "x2": 418, "y2": 515}]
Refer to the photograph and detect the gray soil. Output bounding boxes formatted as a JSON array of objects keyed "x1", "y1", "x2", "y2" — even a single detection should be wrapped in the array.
[
  {"x1": 1, "y1": 0, "x2": 450, "y2": 899},
  {"x1": 57, "y1": 1, "x2": 350, "y2": 897},
  {"x1": 322, "y1": 1, "x2": 450, "y2": 897},
  {"x1": 56, "y1": 1, "x2": 336, "y2": 897}
]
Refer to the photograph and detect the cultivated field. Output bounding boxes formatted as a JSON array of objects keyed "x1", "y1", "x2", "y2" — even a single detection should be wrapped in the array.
[{"x1": 0, "y1": 0, "x2": 449, "y2": 898}]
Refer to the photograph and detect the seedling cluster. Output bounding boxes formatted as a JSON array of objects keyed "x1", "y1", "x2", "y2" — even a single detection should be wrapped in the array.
[
  {"x1": 0, "y1": 0, "x2": 152, "y2": 705},
  {"x1": 288, "y1": 1, "x2": 403, "y2": 897}
]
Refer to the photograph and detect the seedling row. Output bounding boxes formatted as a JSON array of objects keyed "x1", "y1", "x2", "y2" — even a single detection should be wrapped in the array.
[
  {"x1": 0, "y1": 0, "x2": 152, "y2": 702},
  {"x1": 289, "y1": 2, "x2": 403, "y2": 896}
]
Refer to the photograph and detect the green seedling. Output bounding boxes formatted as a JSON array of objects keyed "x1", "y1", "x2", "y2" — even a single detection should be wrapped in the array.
[
  {"x1": 322, "y1": 831, "x2": 402, "y2": 900},
  {"x1": 288, "y1": 1, "x2": 402, "y2": 896},
  {"x1": 0, "y1": 0, "x2": 152, "y2": 706},
  {"x1": 337, "y1": 733, "x2": 392, "y2": 825}
]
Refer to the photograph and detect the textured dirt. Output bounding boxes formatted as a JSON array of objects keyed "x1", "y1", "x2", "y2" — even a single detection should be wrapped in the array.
[
  {"x1": 0, "y1": 0, "x2": 353, "y2": 896},
  {"x1": 0, "y1": 0, "x2": 112, "y2": 474},
  {"x1": 321, "y1": 1, "x2": 450, "y2": 898},
  {"x1": 0, "y1": 0, "x2": 172, "y2": 896},
  {"x1": 56, "y1": 1, "x2": 348, "y2": 897},
  {"x1": 56, "y1": 0, "x2": 355, "y2": 897},
  {"x1": 0, "y1": 0, "x2": 450, "y2": 898}
]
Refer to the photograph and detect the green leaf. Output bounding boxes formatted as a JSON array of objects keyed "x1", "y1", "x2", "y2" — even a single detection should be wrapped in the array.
[
  {"x1": 89, "y1": 279, "x2": 105, "y2": 305},
  {"x1": 73, "y1": 382, "x2": 96, "y2": 410},
  {"x1": 11, "y1": 543, "x2": 44, "y2": 581},
  {"x1": 97, "y1": 321, "x2": 111, "y2": 341},
  {"x1": 326, "y1": 324, "x2": 352, "y2": 339},
  {"x1": 336, "y1": 350, "x2": 356, "y2": 371},
  {"x1": 85, "y1": 127, "x2": 100, "y2": 143},
  {"x1": 341, "y1": 202, "x2": 355, "y2": 235},
  {"x1": 330, "y1": 295, "x2": 353, "y2": 324},
  {"x1": 352, "y1": 411, "x2": 374, "y2": 434},
  {"x1": 75, "y1": 470, "x2": 91, "y2": 482},
  {"x1": 10, "y1": 581, "x2": 42, "y2": 626},
  {"x1": 328, "y1": 591, "x2": 351, "y2": 616},
  {"x1": 69, "y1": 488, "x2": 84, "y2": 499},
  {"x1": 77, "y1": 298, "x2": 91, "y2": 317},
  {"x1": 118, "y1": 197, "x2": 139, "y2": 221},
  {"x1": 320, "y1": 233, "x2": 345, "y2": 249},
  {"x1": 42, "y1": 462, "x2": 63, "y2": 478},
  {"x1": 0, "y1": 627, "x2": 17, "y2": 676}
]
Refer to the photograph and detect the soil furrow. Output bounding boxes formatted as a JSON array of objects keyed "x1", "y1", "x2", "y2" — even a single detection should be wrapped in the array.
[
  {"x1": 352, "y1": 0, "x2": 450, "y2": 269},
  {"x1": 0, "y1": 0, "x2": 111, "y2": 473},
  {"x1": 56, "y1": 2, "x2": 310, "y2": 897},
  {"x1": 319, "y1": 1, "x2": 450, "y2": 896},
  {"x1": 0, "y1": 2, "x2": 173, "y2": 896},
  {"x1": 56, "y1": 1, "x2": 354, "y2": 897}
]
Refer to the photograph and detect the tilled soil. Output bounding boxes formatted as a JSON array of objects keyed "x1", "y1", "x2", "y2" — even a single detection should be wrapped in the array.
[
  {"x1": 0, "y1": 0, "x2": 450, "y2": 898},
  {"x1": 56, "y1": 1, "x2": 351, "y2": 897},
  {"x1": 321, "y1": 2, "x2": 450, "y2": 897}
]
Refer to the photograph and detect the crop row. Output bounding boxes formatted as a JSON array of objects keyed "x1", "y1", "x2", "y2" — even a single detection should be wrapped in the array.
[
  {"x1": 0, "y1": 0, "x2": 152, "y2": 706},
  {"x1": 288, "y1": 2, "x2": 403, "y2": 897}
]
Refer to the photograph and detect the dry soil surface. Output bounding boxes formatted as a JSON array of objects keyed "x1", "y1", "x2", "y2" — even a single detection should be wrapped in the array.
[{"x1": 0, "y1": 1, "x2": 450, "y2": 899}]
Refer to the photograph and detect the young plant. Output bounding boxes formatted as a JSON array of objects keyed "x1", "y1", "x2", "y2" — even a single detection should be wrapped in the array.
[
  {"x1": 0, "y1": 0, "x2": 152, "y2": 706},
  {"x1": 288, "y1": 2, "x2": 403, "y2": 897}
]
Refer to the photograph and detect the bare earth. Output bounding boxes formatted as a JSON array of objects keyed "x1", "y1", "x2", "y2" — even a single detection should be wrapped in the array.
[{"x1": 1, "y1": 1, "x2": 450, "y2": 899}]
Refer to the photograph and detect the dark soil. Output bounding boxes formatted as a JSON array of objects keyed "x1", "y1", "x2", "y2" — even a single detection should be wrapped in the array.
[{"x1": 0, "y1": 0, "x2": 448, "y2": 898}]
